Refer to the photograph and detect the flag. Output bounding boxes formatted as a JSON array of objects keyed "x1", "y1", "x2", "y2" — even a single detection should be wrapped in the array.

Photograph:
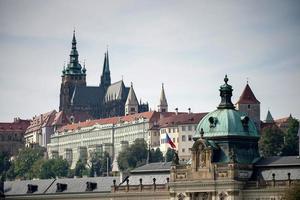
[{"x1": 166, "y1": 133, "x2": 176, "y2": 149}]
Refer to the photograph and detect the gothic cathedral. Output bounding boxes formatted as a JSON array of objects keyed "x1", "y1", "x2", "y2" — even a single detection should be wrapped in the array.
[{"x1": 59, "y1": 31, "x2": 149, "y2": 119}]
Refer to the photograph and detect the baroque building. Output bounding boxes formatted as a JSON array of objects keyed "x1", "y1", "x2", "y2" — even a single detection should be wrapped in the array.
[
  {"x1": 24, "y1": 110, "x2": 70, "y2": 148},
  {"x1": 59, "y1": 31, "x2": 148, "y2": 119},
  {"x1": 0, "y1": 118, "x2": 30, "y2": 156},
  {"x1": 3, "y1": 76, "x2": 300, "y2": 200},
  {"x1": 159, "y1": 112, "x2": 207, "y2": 161},
  {"x1": 47, "y1": 111, "x2": 165, "y2": 169}
]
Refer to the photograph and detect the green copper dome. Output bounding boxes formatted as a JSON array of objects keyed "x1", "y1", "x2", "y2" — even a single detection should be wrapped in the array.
[
  {"x1": 194, "y1": 75, "x2": 259, "y2": 140},
  {"x1": 194, "y1": 109, "x2": 259, "y2": 139}
]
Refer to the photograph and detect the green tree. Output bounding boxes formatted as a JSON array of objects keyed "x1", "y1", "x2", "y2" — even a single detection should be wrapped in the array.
[
  {"x1": 150, "y1": 148, "x2": 164, "y2": 163},
  {"x1": 13, "y1": 147, "x2": 44, "y2": 179},
  {"x1": 165, "y1": 148, "x2": 176, "y2": 162},
  {"x1": 259, "y1": 126, "x2": 284, "y2": 157},
  {"x1": 282, "y1": 118, "x2": 299, "y2": 156},
  {"x1": 6, "y1": 163, "x2": 16, "y2": 180},
  {"x1": 89, "y1": 152, "x2": 103, "y2": 177},
  {"x1": 117, "y1": 150, "x2": 130, "y2": 171},
  {"x1": 0, "y1": 152, "x2": 11, "y2": 180},
  {"x1": 37, "y1": 158, "x2": 69, "y2": 179},
  {"x1": 117, "y1": 139, "x2": 147, "y2": 171},
  {"x1": 30, "y1": 159, "x2": 50, "y2": 179},
  {"x1": 75, "y1": 159, "x2": 88, "y2": 177},
  {"x1": 101, "y1": 152, "x2": 112, "y2": 176},
  {"x1": 51, "y1": 158, "x2": 69, "y2": 178}
]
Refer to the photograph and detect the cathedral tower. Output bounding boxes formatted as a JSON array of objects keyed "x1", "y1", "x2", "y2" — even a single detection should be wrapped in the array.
[
  {"x1": 158, "y1": 83, "x2": 168, "y2": 112},
  {"x1": 100, "y1": 50, "x2": 111, "y2": 91},
  {"x1": 125, "y1": 83, "x2": 139, "y2": 115},
  {"x1": 236, "y1": 82, "x2": 261, "y2": 131},
  {"x1": 59, "y1": 31, "x2": 86, "y2": 113}
]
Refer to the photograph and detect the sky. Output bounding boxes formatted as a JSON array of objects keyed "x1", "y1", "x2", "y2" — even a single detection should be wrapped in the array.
[{"x1": 0, "y1": 0, "x2": 299, "y2": 121}]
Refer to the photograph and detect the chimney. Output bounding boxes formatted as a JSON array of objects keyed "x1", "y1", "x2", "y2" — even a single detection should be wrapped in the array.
[
  {"x1": 188, "y1": 108, "x2": 191, "y2": 114},
  {"x1": 175, "y1": 108, "x2": 178, "y2": 115}
]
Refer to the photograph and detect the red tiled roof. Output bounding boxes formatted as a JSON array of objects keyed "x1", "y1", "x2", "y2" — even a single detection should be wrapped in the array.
[
  {"x1": 68, "y1": 112, "x2": 94, "y2": 123},
  {"x1": 0, "y1": 118, "x2": 30, "y2": 133},
  {"x1": 274, "y1": 116, "x2": 292, "y2": 124},
  {"x1": 25, "y1": 110, "x2": 57, "y2": 134},
  {"x1": 51, "y1": 111, "x2": 70, "y2": 126},
  {"x1": 236, "y1": 84, "x2": 260, "y2": 104},
  {"x1": 159, "y1": 112, "x2": 208, "y2": 128},
  {"x1": 57, "y1": 111, "x2": 164, "y2": 133}
]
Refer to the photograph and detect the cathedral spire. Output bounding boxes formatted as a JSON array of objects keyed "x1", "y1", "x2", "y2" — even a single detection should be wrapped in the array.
[
  {"x1": 125, "y1": 82, "x2": 139, "y2": 115},
  {"x1": 104, "y1": 50, "x2": 110, "y2": 73},
  {"x1": 217, "y1": 75, "x2": 235, "y2": 109},
  {"x1": 158, "y1": 83, "x2": 168, "y2": 112},
  {"x1": 65, "y1": 30, "x2": 83, "y2": 74},
  {"x1": 70, "y1": 30, "x2": 79, "y2": 64},
  {"x1": 100, "y1": 50, "x2": 111, "y2": 89}
]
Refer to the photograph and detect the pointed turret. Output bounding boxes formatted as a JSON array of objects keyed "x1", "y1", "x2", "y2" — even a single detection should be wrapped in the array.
[
  {"x1": 158, "y1": 83, "x2": 168, "y2": 112},
  {"x1": 236, "y1": 81, "x2": 261, "y2": 130},
  {"x1": 100, "y1": 50, "x2": 111, "y2": 90},
  {"x1": 59, "y1": 31, "x2": 86, "y2": 114},
  {"x1": 265, "y1": 110, "x2": 274, "y2": 123},
  {"x1": 236, "y1": 83, "x2": 260, "y2": 104},
  {"x1": 65, "y1": 30, "x2": 84, "y2": 75},
  {"x1": 125, "y1": 82, "x2": 139, "y2": 115}
]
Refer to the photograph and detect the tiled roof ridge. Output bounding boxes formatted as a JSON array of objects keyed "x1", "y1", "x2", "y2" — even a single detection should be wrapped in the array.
[
  {"x1": 274, "y1": 116, "x2": 292, "y2": 123},
  {"x1": 0, "y1": 119, "x2": 30, "y2": 131},
  {"x1": 25, "y1": 110, "x2": 57, "y2": 133},
  {"x1": 159, "y1": 112, "x2": 208, "y2": 127},
  {"x1": 58, "y1": 111, "x2": 156, "y2": 132}
]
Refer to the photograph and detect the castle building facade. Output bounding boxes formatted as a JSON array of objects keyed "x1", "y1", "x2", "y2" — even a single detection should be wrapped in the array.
[
  {"x1": 47, "y1": 111, "x2": 164, "y2": 168},
  {"x1": 4, "y1": 76, "x2": 300, "y2": 200},
  {"x1": 0, "y1": 118, "x2": 30, "y2": 156},
  {"x1": 24, "y1": 110, "x2": 71, "y2": 148},
  {"x1": 159, "y1": 112, "x2": 207, "y2": 161},
  {"x1": 59, "y1": 31, "x2": 148, "y2": 119}
]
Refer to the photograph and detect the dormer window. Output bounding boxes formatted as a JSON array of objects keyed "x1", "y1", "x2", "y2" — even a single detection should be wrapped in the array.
[
  {"x1": 208, "y1": 117, "x2": 218, "y2": 128},
  {"x1": 86, "y1": 182, "x2": 97, "y2": 191},
  {"x1": 241, "y1": 116, "x2": 249, "y2": 131},
  {"x1": 56, "y1": 183, "x2": 67, "y2": 192},
  {"x1": 27, "y1": 184, "x2": 38, "y2": 193}
]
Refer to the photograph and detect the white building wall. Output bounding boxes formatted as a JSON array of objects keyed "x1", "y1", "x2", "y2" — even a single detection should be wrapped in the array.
[
  {"x1": 160, "y1": 124, "x2": 197, "y2": 161},
  {"x1": 48, "y1": 118, "x2": 152, "y2": 169}
]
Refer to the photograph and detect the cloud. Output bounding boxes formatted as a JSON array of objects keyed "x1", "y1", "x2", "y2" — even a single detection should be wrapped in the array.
[{"x1": 0, "y1": 0, "x2": 299, "y2": 121}]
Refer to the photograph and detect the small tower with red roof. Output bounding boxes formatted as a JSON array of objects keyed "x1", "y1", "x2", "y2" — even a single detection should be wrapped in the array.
[{"x1": 236, "y1": 83, "x2": 261, "y2": 131}]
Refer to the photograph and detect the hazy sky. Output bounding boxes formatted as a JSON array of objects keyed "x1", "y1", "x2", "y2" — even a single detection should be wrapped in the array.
[{"x1": 0, "y1": 0, "x2": 299, "y2": 121}]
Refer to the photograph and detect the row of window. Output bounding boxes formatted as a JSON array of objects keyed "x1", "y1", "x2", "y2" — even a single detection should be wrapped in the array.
[
  {"x1": 160, "y1": 134, "x2": 193, "y2": 144},
  {"x1": 160, "y1": 125, "x2": 197, "y2": 134}
]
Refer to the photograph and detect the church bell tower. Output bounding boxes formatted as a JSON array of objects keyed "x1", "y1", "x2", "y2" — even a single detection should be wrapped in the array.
[{"x1": 59, "y1": 31, "x2": 86, "y2": 114}]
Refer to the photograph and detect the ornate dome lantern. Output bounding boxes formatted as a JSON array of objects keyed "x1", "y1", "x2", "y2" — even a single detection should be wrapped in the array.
[{"x1": 193, "y1": 75, "x2": 260, "y2": 164}]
